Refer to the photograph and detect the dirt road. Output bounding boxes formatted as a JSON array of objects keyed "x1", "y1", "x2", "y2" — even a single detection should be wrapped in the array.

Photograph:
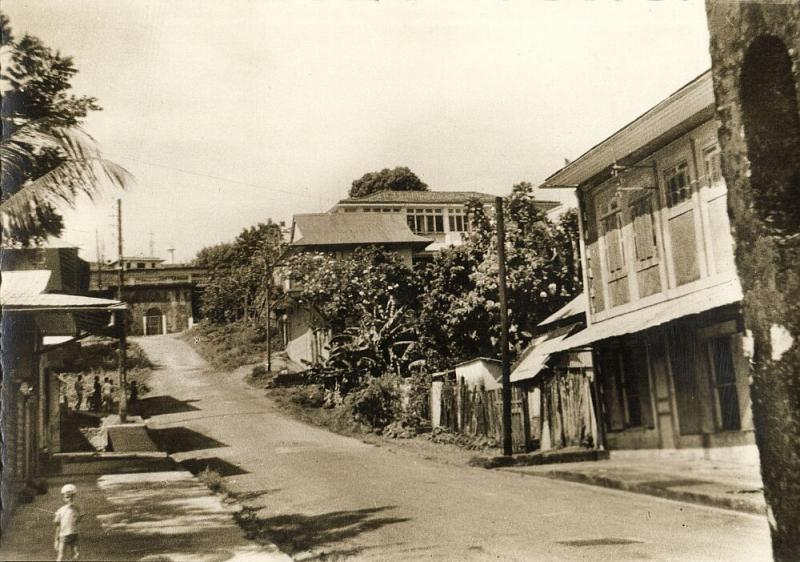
[{"x1": 135, "y1": 334, "x2": 771, "y2": 561}]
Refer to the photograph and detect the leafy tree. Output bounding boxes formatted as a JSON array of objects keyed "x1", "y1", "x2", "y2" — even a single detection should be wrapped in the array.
[
  {"x1": 0, "y1": 13, "x2": 130, "y2": 246},
  {"x1": 418, "y1": 183, "x2": 581, "y2": 370},
  {"x1": 348, "y1": 166, "x2": 428, "y2": 198},
  {"x1": 283, "y1": 246, "x2": 419, "y2": 330},
  {"x1": 195, "y1": 222, "x2": 284, "y2": 324}
]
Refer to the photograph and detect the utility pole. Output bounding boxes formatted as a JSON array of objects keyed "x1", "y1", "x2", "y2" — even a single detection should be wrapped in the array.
[
  {"x1": 496, "y1": 197, "x2": 513, "y2": 456},
  {"x1": 265, "y1": 261, "x2": 272, "y2": 372},
  {"x1": 95, "y1": 229, "x2": 103, "y2": 290},
  {"x1": 116, "y1": 199, "x2": 128, "y2": 423}
]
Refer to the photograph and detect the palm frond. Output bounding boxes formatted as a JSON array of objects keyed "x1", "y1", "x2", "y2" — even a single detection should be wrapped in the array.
[{"x1": 1, "y1": 124, "x2": 133, "y2": 242}]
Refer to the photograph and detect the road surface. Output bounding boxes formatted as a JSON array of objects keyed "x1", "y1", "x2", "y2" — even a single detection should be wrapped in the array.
[{"x1": 135, "y1": 334, "x2": 771, "y2": 561}]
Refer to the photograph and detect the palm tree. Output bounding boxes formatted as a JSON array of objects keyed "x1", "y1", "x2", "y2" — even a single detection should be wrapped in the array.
[{"x1": 1, "y1": 13, "x2": 132, "y2": 246}]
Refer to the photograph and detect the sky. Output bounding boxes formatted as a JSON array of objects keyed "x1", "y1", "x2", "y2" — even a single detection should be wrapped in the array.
[{"x1": 4, "y1": 0, "x2": 712, "y2": 263}]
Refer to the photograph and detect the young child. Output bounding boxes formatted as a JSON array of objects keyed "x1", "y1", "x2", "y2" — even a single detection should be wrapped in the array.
[{"x1": 54, "y1": 483, "x2": 81, "y2": 561}]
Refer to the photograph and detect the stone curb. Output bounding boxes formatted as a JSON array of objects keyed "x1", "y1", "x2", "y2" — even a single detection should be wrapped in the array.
[{"x1": 503, "y1": 467, "x2": 767, "y2": 515}]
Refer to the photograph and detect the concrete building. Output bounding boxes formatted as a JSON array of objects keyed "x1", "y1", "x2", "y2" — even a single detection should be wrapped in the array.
[
  {"x1": 90, "y1": 257, "x2": 208, "y2": 336},
  {"x1": 539, "y1": 70, "x2": 756, "y2": 462},
  {"x1": 331, "y1": 189, "x2": 560, "y2": 263}
]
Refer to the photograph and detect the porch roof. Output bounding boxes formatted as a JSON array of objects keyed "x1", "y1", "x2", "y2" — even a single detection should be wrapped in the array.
[
  {"x1": 510, "y1": 322, "x2": 580, "y2": 383},
  {"x1": 1, "y1": 270, "x2": 125, "y2": 311},
  {"x1": 546, "y1": 279, "x2": 743, "y2": 354}
]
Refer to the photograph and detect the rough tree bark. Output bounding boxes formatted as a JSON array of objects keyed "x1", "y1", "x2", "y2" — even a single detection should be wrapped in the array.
[{"x1": 705, "y1": 2, "x2": 799, "y2": 559}]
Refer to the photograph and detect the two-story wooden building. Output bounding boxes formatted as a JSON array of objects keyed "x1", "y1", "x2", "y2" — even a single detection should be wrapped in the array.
[{"x1": 540, "y1": 71, "x2": 755, "y2": 462}]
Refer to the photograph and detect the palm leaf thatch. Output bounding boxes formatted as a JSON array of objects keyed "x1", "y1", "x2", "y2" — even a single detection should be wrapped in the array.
[{"x1": 1, "y1": 122, "x2": 132, "y2": 243}]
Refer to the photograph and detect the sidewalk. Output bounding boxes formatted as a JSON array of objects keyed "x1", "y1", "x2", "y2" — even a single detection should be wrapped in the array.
[
  {"x1": 500, "y1": 455, "x2": 766, "y2": 515},
  {"x1": 0, "y1": 456, "x2": 291, "y2": 561}
]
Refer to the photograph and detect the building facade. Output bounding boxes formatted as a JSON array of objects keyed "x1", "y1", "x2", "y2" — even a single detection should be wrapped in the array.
[
  {"x1": 331, "y1": 189, "x2": 560, "y2": 263},
  {"x1": 90, "y1": 257, "x2": 207, "y2": 336},
  {"x1": 541, "y1": 70, "x2": 756, "y2": 461}
]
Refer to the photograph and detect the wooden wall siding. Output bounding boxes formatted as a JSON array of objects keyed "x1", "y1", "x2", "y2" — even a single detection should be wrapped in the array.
[
  {"x1": 706, "y1": 195, "x2": 736, "y2": 275},
  {"x1": 608, "y1": 277, "x2": 630, "y2": 308},
  {"x1": 636, "y1": 265, "x2": 661, "y2": 299},
  {"x1": 668, "y1": 210, "x2": 701, "y2": 286},
  {"x1": 587, "y1": 243, "x2": 605, "y2": 313},
  {"x1": 540, "y1": 371, "x2": 596, "y2": 449}
]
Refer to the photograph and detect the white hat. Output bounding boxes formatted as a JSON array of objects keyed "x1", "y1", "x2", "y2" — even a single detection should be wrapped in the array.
[{"x1": 61, "y1": 484, "x2": 77, "y2": 495}]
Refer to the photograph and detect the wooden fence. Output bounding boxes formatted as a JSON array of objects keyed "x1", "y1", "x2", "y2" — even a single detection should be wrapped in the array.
[{"x1": 438, "y1": 378, "x2": 529, "y2": 452}]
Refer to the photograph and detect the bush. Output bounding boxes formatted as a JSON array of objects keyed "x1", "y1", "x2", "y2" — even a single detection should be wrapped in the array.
[
  {"x1": 287, "y1": 385, "x2": 325, "y2": 408},
  {"x1": 400, "y1": 370, "x2": 432, "y2": 431},
  {"x1": 198, "y1": 466, "x2": 225, "y2": 493},
  {"x1": 348, "y1": 374, "x2": 402, "y2": 430}
]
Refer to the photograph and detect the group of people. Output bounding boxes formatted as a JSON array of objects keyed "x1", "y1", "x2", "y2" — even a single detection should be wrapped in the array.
[{"x1": 70, "y1": 375, "x2": 138, "y2": 413}]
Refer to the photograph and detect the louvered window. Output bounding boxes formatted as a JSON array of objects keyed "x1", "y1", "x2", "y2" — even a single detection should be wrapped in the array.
[
  {"x1": 602, "y1": 213, "x2": 625, "y2": 277},
  {"x1": 703, "y1": 145, "x2": 724, "y2": 188},
  {"x1": 630, "y1": 196, "x2": 658, "y2": 263}
]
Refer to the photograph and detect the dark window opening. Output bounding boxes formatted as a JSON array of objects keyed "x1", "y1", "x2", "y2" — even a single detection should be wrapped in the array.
[{"x1": 710, "y1": 336, "x2": 741, "y2": 431}]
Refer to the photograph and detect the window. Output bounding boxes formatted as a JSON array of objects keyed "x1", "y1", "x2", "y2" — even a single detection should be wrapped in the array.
[
  {"x1": 630, "y1": 195, "x2": 658, "y2": 264},
  {"x1": 406, "y1": 208, "x2": 444, "y2": 233},
  {"x1": 703, "y1": 145, "x2": 724, "y2": 188},
  {"x1": 602, "y1": 213, "x2": 625, "y2": 277},
  {"x1": 448, "y1": 212, "x2": 466, "y2": 232},
  {"x1": 709, "y1": 336, "x2": 741, "y2": 431},
  {"x1": 137, "y1": 262, "x2": 145, "y2": 269},
  {"x1": 664, "y1": 162, "x2": 692, "y2": 207}
]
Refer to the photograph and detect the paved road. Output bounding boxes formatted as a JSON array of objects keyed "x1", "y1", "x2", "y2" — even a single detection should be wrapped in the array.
[{"x1": 135, "y1": 335, "x2": 771, "y2": 561}]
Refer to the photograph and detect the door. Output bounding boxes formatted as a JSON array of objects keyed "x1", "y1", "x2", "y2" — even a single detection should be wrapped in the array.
[
  {"x1": 649, "y1": 338, "x2": 677, "y2": 449},
  {"x1": 145, "y1": 308, "x2": 164, "y2": 335}
]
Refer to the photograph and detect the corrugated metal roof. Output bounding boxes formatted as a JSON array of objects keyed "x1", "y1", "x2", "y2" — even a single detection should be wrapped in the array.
[
  {"x1": 538, "y1": 293, "x2": 587, "y2": 328},
  {"x1": 510, "y1": 322, "x2": 581, "y2": 383},
  {"x1": 541, "y1": 70, "x2": 714, "y2": 190},
  {"x1": 1, "y1": 270, "x2": 124, "y2": 310},
  {"x1": 291, "y1": 213, "x2": 432, "y2": 248},
  {"x1": 546, "y1": 279, "x2": 742, "y2": 354}
]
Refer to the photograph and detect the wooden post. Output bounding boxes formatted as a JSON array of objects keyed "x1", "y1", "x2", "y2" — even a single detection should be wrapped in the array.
[
  {"x1": 117, "y1": 199, "x2": 128, "y2": 423},
  {"x1": 496, "y1": 197, "x2": 513, "y2": 456}
]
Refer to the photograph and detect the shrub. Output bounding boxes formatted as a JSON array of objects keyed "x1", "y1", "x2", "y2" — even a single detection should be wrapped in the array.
[
  {"x1": 288, "y1": 385, "x2": 325, "y2": 408},
  {"x1": 348, "y1": 374, "x2": 402, "y2": 430},
  {"x1": 198, "y1": 466, "x2": 225, "y2": 493}
]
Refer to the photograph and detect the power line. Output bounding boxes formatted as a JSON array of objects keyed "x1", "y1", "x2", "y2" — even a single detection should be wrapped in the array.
[{"x1": 108, "y1": 153, "x2": 330, "y2": 203}]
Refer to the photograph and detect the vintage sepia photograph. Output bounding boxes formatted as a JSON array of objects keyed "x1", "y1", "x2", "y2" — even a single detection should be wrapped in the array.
[{"x1": 1, "y1": 1, "x2": 798, "y2": 560}]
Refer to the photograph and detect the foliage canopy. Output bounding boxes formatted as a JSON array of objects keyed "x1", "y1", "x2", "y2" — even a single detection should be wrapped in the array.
[{"x1": 348, "y1": 166, "x2": 428, "y2": 198}]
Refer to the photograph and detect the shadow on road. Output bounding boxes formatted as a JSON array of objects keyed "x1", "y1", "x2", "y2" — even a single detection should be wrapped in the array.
[
  {"x1": 132, "y1": 395, "x2": 201, "y2": 418},
  {"x1": 236, "y1": 505, "x2": 411, "y2": 558},
  {"x1": 149, "y1": 426, "x2": 227, "y2": 454}
]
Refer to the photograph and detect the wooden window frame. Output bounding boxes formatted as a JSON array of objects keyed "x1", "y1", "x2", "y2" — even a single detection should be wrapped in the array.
[
  {"x1": 598, "y1": 200, "x2": 627, "y2": 282},
  {"x1": 629, "y1": 192, "x2": 660, "y2": 271},
  {"x1": 663, "y1": 161, "x2": 693, "y2": 210}
]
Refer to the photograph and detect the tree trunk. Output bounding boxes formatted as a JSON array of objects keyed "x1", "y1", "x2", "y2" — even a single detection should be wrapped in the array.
[{"x1": 705, "y1": 3, "x2": 800, "y2": 558}]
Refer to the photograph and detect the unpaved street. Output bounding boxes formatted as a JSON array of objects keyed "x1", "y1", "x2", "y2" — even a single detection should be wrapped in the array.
[{"x1": 135, "y1": 335, "x2": 771, "y2": 561}]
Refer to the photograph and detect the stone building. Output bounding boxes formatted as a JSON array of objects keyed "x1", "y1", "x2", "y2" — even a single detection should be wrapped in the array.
[
  {"x1": 90, "y1": 257, "x2": 208, "y2": 336},
  {"x1": 705, "y1": 2, "x2": 799, "y2": 555}
]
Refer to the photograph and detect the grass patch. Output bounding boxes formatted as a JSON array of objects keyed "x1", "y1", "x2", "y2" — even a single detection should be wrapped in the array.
[
  {"x1": 182, "y1": 320, "x2": 277, "y2": 371},
  {"x1": 198, "y1": 466, "x2": 226, "y2": 494}
]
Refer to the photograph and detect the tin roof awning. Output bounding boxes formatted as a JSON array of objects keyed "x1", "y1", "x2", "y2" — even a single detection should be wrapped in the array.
[
  {"x1": 1, "y1": 270, "x2": 125, "y2": 311},
  {"x1": 546, "y1": 279, "x2": 743, "y2": 355},
  {"x1": 510, "y1": 322, "x2": 581, "y2": 383}
]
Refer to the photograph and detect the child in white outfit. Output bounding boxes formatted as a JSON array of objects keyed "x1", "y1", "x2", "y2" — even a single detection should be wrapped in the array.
[{"x1": 54, "y1": 483, "x2": 81, "y2": 560}]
